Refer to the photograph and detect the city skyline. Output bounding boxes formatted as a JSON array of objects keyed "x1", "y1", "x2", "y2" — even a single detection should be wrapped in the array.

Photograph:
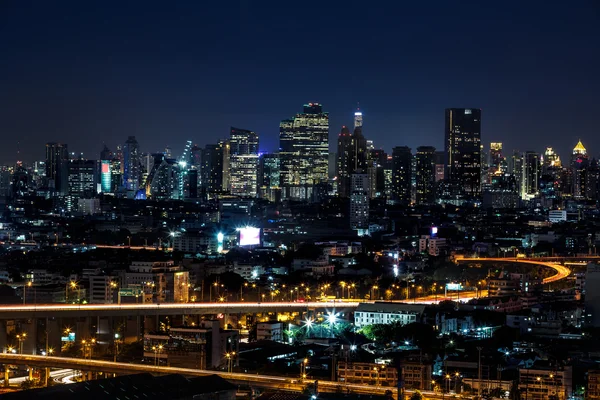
[{"x1": 1, "y1": 2, "x2": 598, "y2": 164}]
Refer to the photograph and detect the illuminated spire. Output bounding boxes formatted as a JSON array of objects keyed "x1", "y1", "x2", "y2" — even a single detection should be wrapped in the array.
[
  {"x1": 573, "y1": 139, "x2": 587, "y2": 155},
  {"x1": 354, "y1": 103, "x2": 362, "y2": 129}
]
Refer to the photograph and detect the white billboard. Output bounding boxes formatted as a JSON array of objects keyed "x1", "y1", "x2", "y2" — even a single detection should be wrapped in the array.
[{"x1": 239, "y1": 227, "x2": 261, "y2": 246}]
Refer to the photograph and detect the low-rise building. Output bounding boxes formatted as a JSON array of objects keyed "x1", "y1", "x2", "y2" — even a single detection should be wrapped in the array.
[
  {"x1": 354, "y1": 302, "x2": 425, "y2": 328},
  {"x1": 256, "y1": 322, "x2": 284, "y2": 342},
  {"x1": 337, "y1": 361, "x2": 398, "y2": 387},
  {"x1": 518, "y1": 365, "x2": 572, "y2": 400}
]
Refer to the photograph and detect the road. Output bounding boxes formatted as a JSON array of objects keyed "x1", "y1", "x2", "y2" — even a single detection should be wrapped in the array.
[
  {"x1": 0, "y1": 354, "x2": 472, "y2": 400},
  {"x1": 456, "y1": 257, "x2": 571, "y2": 284},
  {"x1": 1, "y1": 368, "x2": 74, "y2": 385},
  {"x1": 0, "y1": 301, "x2": 360, "y2": 319}
]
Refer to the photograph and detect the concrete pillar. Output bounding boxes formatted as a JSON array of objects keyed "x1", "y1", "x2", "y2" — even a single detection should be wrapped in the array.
[
  {"x1": 144, "y1": 315, "x2": 158, "y2": 333},
  {"x1": 46, "y1": 318, "x2": 61, "y2": 356},
  {"x1": 123, "y1": 318, "x2": 140, "y2": 344},
  {"x1": 0, "y1": 321, "x2": 7, "y2": 352},
  {"x1": 22, "y1": 320, "x2": 37, "y2": 355},
  {"x1": 76, "y1": 318, "x2": 91, "y2": 341}
]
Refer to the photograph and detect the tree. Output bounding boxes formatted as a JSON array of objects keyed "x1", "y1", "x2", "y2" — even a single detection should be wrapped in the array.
[{"x1": 409, "y1": 390, "x2": 423, "y2": 400}]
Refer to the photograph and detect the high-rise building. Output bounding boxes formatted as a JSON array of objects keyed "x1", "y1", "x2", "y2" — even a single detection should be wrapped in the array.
[
  {"x1": 229, "y1": 127, "x2": 259, "y2": 197},
  {"x1": 45, "y1": 142, "x2": 69, "y2": 195},
  {"x1": 434, "y1": 151, "x2": 445, "y2": 182},
  {"x1": 415, "y1": 146, "x2": 436, "y2": 205},
  {"x1": 368, "y1": 149, "x2": 387, "y2": 199},
  {"x1": 100, "y1": 160, "x2": 112, "y2": 193},
  {"x1": 68, "y1": 158, "x2": 97, "y2": 198},
  {"x1": 258, "y1": 153, "x2": 280, "y2": 201},
  {"x1": 350, "y1": 173, "x2": 369, "y2": 235},
  {"x1": 444, "y1": 108, "x2": 482, "y2": 198},
  {"x1": 279, "y1": 103, "x2": 329, "y2": 201},
  {"x1": 392, "y1": 146, "x2": 412, "y2": 204},
  {"x1": 100, "y1": 144, "x2": 112, "y2": 161},
  {"x1": 521, "y1": 151, "x2": 539, "y2": 199},
  {"x1": 200, "y1": 143, "x2": 224, "y2": 198},
  {"x1": 221, "y1": 139, "x2": 231, "y2": 192},
  {"x1": 571, "y1": 140, "x2": 589, "y2": 199},
  {"x1": 354, "y1": 107, "x2": 363, "y2": 130},
  {"x1": 123, "y1": 136, "x2": 141, "y2": 192},
  {"x1": 336, "y1": 126, "x2": 368, "y2": 198}
]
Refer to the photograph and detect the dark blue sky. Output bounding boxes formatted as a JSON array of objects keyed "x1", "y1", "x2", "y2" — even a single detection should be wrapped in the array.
[{"x1": 1, "y1": 0, "x2": 598, "y2": 164}]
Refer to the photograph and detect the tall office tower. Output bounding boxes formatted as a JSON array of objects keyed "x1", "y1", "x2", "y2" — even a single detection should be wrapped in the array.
[
  {"x1": 354, "y1": 107, "x2": 363, "y2": 129},
  {"x1": 0, "y1": 166, "x2": 12, "y2": 197},
  {"x1": 200, "y1": 143, "x2": 224, "y2": 197},
  {"x1": 542, "y1": 147, "x2": 561, "y2": 174},
  {"x1": 146, "y1": 153, "x2": 177, "y2": 200},
  {"x1": 220, "y1": 139, "x2": 231, "y2": 192},
  {"x1": 337, "y1": 126, "x2": 353, "y2": 197},
  {"x1": 279, "y1": 103, "x2": 329, "y2": 201},
  {"x1": 123, "y1": 136, "x2": 141, "y2": 192},
  {"x1": 45, "y1": 142, "x2": 69, "y2": 195},
  {"x1": 68, "y1": 157, "x2": 97, "y2": 198},
  {"x1": 571, "y1": 140, "x2": 589, "y2": 199},
  {"x1": 349, "y1": 172, "x2": 369, "y2": 235},
  {"x1": 586, "y1": 159, "x2": 600, "y2": 201},
  {"x1": 100, "y1": 160, "x2": 112, "y2": 193},
  {"x1": 368, "y1": 149, "x2": 387, "y2": 198},
  {"x1": 164, "y1": 146, "x2": 173, "y2": 159},
  {"x1": 258, "y1": 153, "x2": 280, "y2": 201},
  {"x1": 510, "y1": 150, "x2": 523, "y2": 192},
  {"x1": 392, "y1": 146, "x2": 412, "y2": 204},
  {"x1": 100, "y1": 144, "x2": 112, "y2": 161},
  {"x1": 415, "y1": 146, "x2": 436, "y2": 205},
  {"x1": 521, "y1": 151, "x2": 539, "y2": 199},
  {"x1": 336, "y1": 126, "x2": 368, "y2": 198},
  {"x1": 434, "y1": 151, "x2": 445, "y2": 182},
  {"x1": 488, "y1": 142, "x2": 506, "y2": 182},
  {"x1": 110, "y1": 160, "x2": 122, "y2": 192},
  {"x1": 229, "y1": 127, "x2": 259, "y2": 197},
  {"x1": 115, "y1": 145, "x2": 124, "y2": 174},
  {"x1": 190, "y1": 145, "x2": 202, "y2": 168},
  {"x1": 180, "y1": 140, "x2": 193, "y2": 167},
  {"x1": 445, "y1": 108, "x2": 482, "y2": 198},
  {"x1": 328, "y1": 152, "x2": 337, "y2": 181}
]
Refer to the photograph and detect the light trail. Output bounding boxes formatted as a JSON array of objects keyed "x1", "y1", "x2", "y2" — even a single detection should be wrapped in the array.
[{"x1": 456, "y1": 257, "x2": 571, "y2": 284}]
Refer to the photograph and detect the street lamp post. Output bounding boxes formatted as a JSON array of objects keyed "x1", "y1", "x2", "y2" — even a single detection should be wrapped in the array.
[
  {"x1": 23, "y1": 281, "x2": 32, "y2": 304},
  {"x1": 152, "y1": 344, "x2": 163, "y2": 366},
  {"x1": 16, "y1": 333, "x2": 27, "y2": 354},
  {"x1": 113, "y1": 333, "x2": 120, "y2": 362},
  {"x1": 225, "y1": 351, "x2": 236, "y2": 373}
]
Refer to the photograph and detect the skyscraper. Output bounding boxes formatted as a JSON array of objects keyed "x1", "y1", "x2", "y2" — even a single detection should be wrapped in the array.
[
  {"x1": 229, "y1": 127, "x2": 259, "y2": 197},
  {"x1": 200, "y1": 143, "x2": 224, "y2": 198},
  {"x1": 415, "y1": 146, "x2": 436, "y2": 205},
  {"x1": 123, "y1": 136, "x2": 141, "y2": 192},
  {"x1": 336, "y1": 125, "x2": 367, "y2": 198},
  {"x1": 68, "y1": 157, "x2": 97, "y2": 198},
  {"x1": 354, "y1": 107, "x2": 363, "y2": 130},
  {"x1": 279, "y1": 103, "x2": 329, "y2": 201},
  {"x1": 350, "y1": 172, "x2": 369, "y2": 235},
  {"x1": 45, "y1": 142, "x2": 69, "y2": 195},
  {"x1": 392, "y1": 146, "x2": 412, "y2": 204},
  {"x1": 445, "y1": 108, "x2": 482, "y2": 198},
  {"x1": 258, "y1": 153, "x2": 280, "y2": 201},
  {"x1": 571, "y1": 140, "x2": 588, "y2": 199},
  {"x1": 521, "y1": 151, "x2": 539, "y2": 199},
  {"x1": 368, "y1": 149, "x2": 387, "y2": 199}
]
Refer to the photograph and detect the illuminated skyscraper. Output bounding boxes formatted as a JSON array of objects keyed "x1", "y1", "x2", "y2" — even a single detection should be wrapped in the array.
[
  {"x1": 45, "y1": 142, "x2": 69, "y2": 195},
  {"x1": 415, "y1": 146, "x2": 436, "y2": 205},
  {"x1": 258, "y1": 153, "x2": 280, "y2": 201},
  {"x1": 572, "y1": 140, "x2": 589, "y2": 199},
  {"x1": 279, "y1": 103, "x2": 329, "y2": 201},
  {"x1": 336, "y1": 125, "x2": 367, "y2": 198},
  {"x1": 354, "y1": 107, "x2": 363, "y2": 129},
  {"x1": 392, "y1": 146, "x2": 412, "y2": 204},
  {"x1": 229, "y1": 127, "x2": 259, "y2": 197},
  {"x1": 68, "y1": 157, "x2": 97, "y2": 198},
  {"x1": 350, "y1": 172, "x2": 369, "y2": 235},
  {"x1": 521, "y1": 151, "x2": 539, "y2": 199},
  {"x1": 445, "y1": 108, "x2": 482, "y2": 198},
  {"x1": 123, "y1": 136, "x2": 141, "y2": 192},
  {"x1": 100, "y1": 160, "x2": 111, "y2": 193}
]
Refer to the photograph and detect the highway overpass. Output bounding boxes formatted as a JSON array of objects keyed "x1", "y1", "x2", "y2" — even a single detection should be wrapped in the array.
[
  {"x1": 0, "y1": 354, "x2": 473, "y2": 399},
  {"x1": 0, "y1": 301, "x2": 358, "y2": 320},
  {"x1": 456, "y1": 257, "x2": 571, "y2": 284}
]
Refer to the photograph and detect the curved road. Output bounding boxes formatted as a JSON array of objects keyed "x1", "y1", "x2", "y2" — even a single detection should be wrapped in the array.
[{"x1": 457, "y1": 257, "x2": 571, "y2": 284}]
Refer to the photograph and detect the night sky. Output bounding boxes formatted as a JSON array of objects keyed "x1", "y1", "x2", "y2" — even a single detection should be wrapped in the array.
[{"x1": 1, "y1": 1, "x2": 598, "y2": 164}]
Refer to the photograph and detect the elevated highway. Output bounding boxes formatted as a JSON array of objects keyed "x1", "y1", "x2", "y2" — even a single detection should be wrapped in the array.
[
  {"x1": 0, "y1": 354, "x2": 472, "y2": 399},
  {"x1": 456, "y1": 257, "x2": 571, "y2": 284},
  {"x1": 0, "y1": 301, "x2": 359, "y2": 320}
]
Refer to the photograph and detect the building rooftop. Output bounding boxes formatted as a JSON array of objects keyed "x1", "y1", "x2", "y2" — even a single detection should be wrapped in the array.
[{"x1": 356, "y1": 302, "x2": 427, "y2": 314}]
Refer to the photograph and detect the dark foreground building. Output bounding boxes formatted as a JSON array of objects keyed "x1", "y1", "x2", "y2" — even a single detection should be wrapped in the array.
[{"x1": 1, "y1": 373, "x2": 236, "y2": 400}]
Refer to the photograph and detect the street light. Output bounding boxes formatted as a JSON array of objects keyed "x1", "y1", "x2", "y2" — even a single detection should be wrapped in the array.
[
  {"x1": 152, "y1": 344, "x2": 164, "y2": 366},
  {"x1": 301, "y1": 358, "x2": 309, "y2": 380},
  {"x1": 225, "y1": 351, "x2": 236, "y2": 373},
  {"x1": 16, "y1": 333, "x2": 27, "y2": 354},
  {"x1": 23, "y1": 281, "x2": 32, "y2": 305}
]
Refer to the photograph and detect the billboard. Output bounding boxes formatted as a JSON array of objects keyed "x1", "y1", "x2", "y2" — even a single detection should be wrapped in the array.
[
  {"x1": 239, "y1": 227, "x2": 261, "y2": 246},
  {"x1": 446, "y1": 283, "x2": 463, "y2": 291}
]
